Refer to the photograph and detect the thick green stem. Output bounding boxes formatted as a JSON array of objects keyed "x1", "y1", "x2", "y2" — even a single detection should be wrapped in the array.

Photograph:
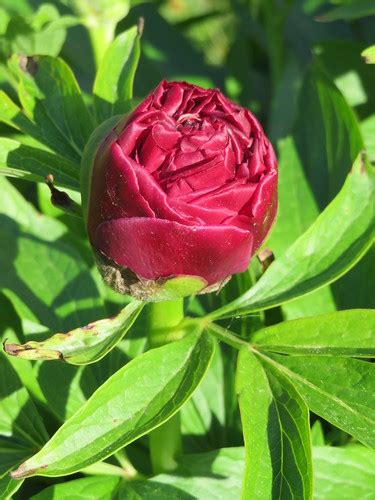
[
  {"x1": 88, "y1": 23, "x2": 115, "y2": 68},
  {"x1": 148, "y1": 300, "x2": 184, "y2": 475}
]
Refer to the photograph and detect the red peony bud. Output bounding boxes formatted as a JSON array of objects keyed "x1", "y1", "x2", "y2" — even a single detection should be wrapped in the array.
[{"x1": 82, "y1": 81, "x2": 278, "y2": 300}]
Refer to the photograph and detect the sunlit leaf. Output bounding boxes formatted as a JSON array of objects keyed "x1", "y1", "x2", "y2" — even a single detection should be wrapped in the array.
[
  {"x1": 236, "y1": 348, "x2": 312, "y2": 499},
  {"x1": 5, "y1": 300, "x2": 143, "y2": 365},
  {"x1": 93, "y1": 24, "x2": 141, "y2": 124},
  {"x1": 209, "y1": 154, "x2": 374, "y2": 319},
  {"x1": 12, "y1": 331, "x2": 215, "y2": 478},
  {"x1": 253, "y1": 309, "x2": 375, "y2": 357}
]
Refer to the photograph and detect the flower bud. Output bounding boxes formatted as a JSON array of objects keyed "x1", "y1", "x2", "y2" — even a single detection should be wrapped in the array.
[{"x1": 81, "y1": 81, "x2": 278, "y2": 300}]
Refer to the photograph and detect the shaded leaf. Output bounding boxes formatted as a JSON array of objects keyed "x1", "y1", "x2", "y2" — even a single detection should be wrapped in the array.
[
  {"x1": 317, "y1": 1, "x2": 375, "y2": 22},
  {"x1": 293, "y1": 63, "x2": 364, "y2": 208},
  {"x1": 268, "y1": 136, "x2": 336, "y2": 320},
  {"x1": 0, "y1": 188, "x2": 104, "y2": 331},
  {"x1": 236, "y1": 348, "x2": 312, "y2": 499},
  {"x1": 0, "y1": 354, "x2": 47, "y2": 496}
]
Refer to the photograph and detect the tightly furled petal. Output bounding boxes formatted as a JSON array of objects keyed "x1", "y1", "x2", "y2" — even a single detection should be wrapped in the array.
[{"x1": 84, "y1": 80, "x2": 278, "y2": 294}]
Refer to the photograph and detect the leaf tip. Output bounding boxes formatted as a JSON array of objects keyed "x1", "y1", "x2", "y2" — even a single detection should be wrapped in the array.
[
  {"x1": 18, "y1": 55, "x2": 38, "y2": 76},
  {"x1": 137, "y1": 17, "x2": 145, "y2": 36},
  {"x1": 11, "y1": 463, "x2": 47, "y2": 480}
]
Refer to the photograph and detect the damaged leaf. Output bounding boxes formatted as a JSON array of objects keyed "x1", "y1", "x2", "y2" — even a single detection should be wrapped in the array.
[{"x1": 4, "y1": 300, "x2": 143, "y2": 365}]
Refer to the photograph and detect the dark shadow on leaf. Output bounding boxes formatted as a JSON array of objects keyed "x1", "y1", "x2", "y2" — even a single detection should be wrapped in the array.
[{"x1": 0, "y1": 214, "x2": 104, "y2": 334}]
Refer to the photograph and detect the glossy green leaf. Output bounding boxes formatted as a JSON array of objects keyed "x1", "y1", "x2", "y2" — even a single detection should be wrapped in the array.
[
  {"x1": 0, "y1": 138, "x2": 80, "y2": 190},
  {"x1": 362, "y1": 45, "x2": 375, "y2": 64},
  {"x1": 8, "y1": 54, "x2": 93, "y2": 162},
  {"x1": 33, "y1": 448, "x2": 245, "y2": 499},
  {"x1": 313, "y1": 445, "x2": 375, "y2": 499},
  {"x1": 261, "y1": 353, "x2": 375, "y2": 447},
  {"x1": 294, "y1": 63, "x2": 364, "y2": 208},
  {"x1": 209, "y1": 154, "x2": 374, "y2": 319},
  {"x1": 236, "y1": 348, "x2": 312, "y2": 500},
  {"x1": 12, "y1": 331, "x2": 215, "y2": 478},
  {"x1": 253, "y1": 310, "x2": 375, "y2": 357},
  {"x1": 93, "y1": 25, "x2": 141, "y2": 124},
  {"x1": 317, "y1": 1, "x2": 375, "y2": 22},
  {"x1": 4, "y1": 300, "x2": 143, "y2": 365}
]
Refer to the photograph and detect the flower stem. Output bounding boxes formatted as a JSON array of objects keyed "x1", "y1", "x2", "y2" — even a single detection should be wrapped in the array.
[
  {"x1": 88, "y1": 23, "x2": 115, "y2": 68},
  {"x1": 148, "y1": 299, "x2": 184, "y2": 475}
]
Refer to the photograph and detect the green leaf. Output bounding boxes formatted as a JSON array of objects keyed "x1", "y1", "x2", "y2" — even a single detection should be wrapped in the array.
[
  {"x1": 361, "y1": 114, "x2": 375, "y2": 163},
  {"x1": 0, "y1": 90, "x2": 78, "y2": 161},
  {"x1": 260, "y1": 353, "x2": 375, "y2": 447},
  {"x1": 181, "y1": 345, "x2": 227, "y2": 450},
  {"x1": 267, "y1": 136, "x2": 336, "y2": 320},
  {"x1": 0, "y1": 354, "x2": 48, "y2": 449},
  {"x1": 0, "y1": 178, "x2": 104, "y2": 331},
  {"x1": 0, "y1": 138, "x2": 80, "y2": 190},
  {"x1": 252, "y1": 310, "x2": 375, "y2": 357},
  {"x1": 313, "y1": 445, "x2": 375, "y2": 499},
  {"x1": 236, "y1": 348, "x2": 312, "y2": 499},
  {"x1": 362, "y1": 45, "x2": 375, "y2": 64},
  {"x1": 293, "y1": 63, "x2": 364, "y2": 208},
  {"x1": 0, "y1": 474, "x2": 23, "y2": 500},
  {"x1": 4, "y1": 300, "x2": 143, "y2": 365},
  {"x1": 31, "y1": 476, "x2": 122, "y2": 500},
  {"x1": 310, "y1": 421, "x2": 325, "y2": 446},
  {"x1": 8, "y1": 54, "x2": 93, "y2": 162},
  {"x1": 33, "y1": 448, "x2": 245, "y2": 499},
  {"x1": 93, "y1": 25, "x2": 141, "y2": 124},
  {"x1": 0, "y1": 353, "x2": 48, "y2": 493},
  {"x1": 268, "y1": 137, "x2": 319, "y2": 254},
  {"x1": 12, "y1": 331, "x2": 215, "y2": 478},
  {"x1": 317, "y1": 1, "x2": 375, "y2": 22},
  {"x1": 2, "y1": 4, "x2": 77, "y2": 59},
  {"x1": 209, "y1": 154, "x2": 374, "y2": 319},
  {"x1": 125, "y1": 447, "x2": 246, "y2": 499}
]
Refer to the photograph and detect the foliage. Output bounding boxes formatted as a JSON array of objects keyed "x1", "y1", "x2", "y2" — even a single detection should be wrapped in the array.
[{"x1": 0, "y1": 0, "x2": 374, "y2": 498}]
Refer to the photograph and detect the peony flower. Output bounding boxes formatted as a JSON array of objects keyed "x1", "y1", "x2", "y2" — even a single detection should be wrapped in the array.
[{"x1": 82, "y1": 81, "x2": 277, "y2": 299}]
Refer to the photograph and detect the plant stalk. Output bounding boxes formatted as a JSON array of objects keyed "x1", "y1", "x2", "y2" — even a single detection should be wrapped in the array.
[{"x1": 148, "y1": 299, "x2": 184, "y2": 475}]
